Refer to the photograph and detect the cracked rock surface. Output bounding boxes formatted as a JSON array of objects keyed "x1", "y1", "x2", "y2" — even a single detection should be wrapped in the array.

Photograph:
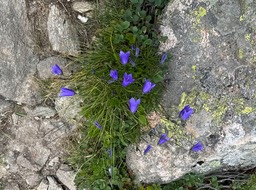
[
  {"x1": 127, "y1": 0, "x2": 256, "y2": 184},
  {"x1": 0, "y1": 0, "x2": 83, "y2": 189}
]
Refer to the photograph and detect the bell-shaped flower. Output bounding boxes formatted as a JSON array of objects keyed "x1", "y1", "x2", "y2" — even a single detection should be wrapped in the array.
[
  {"x1": 122, "y1": 73, "x2": 135, "y2": 86},
  {"x1": 192, "y1": 141, "x2": 204, "y2": 152},
  {"x1": 135, "y1": 47, "x2": 140, "y2": 57},
  {"x1": 180, "y1": 105, "x2": 194, "y2": 121},
  {"x1": 158, "y1": 134, "x2": 170, "y2": 145},
  {"x1": 94, "y1": 121, "x2": 102, "y2": 129},
  {"x1": 52, "y1": 64, "x2": 63, "y2": 75},
  {"x1": 144, "y1": 144, "x2": 152, "y2": 155},
  {"x1": 110, "y1": 69, "x2": 118, "y2": 81},
  {"x1": 143, "y1": 79, "x2": 156, "y2": 94},
  {"x1": 59, "y1": 87, "x2": 75, "y2": 97},
  {"x1": 160, "y1": 53, "x2": 167, "y2": 64},
  {"x1": 119, "y1": 50, "x2": 130, "y2": 64},
  {"x1": 131, "y1": 45, "x2": 135, "y2": 50},
  {"x1": 129, "y1": 98, "x2": 140, "y2": 113}
]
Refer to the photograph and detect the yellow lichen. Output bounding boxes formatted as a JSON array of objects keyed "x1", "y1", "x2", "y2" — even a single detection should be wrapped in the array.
[
  {"x1": 240, "y1": 15, "x2": 245, "y2": 21},
  {"x1": 178, "y1": 90, "x2": 198, "y2": 110},
  {"x1": 245, "y1": 34, "x2": 251, "y2": 41},
  {"x1": 203, "y1": 104, "x2": 210, "y2": 112},
  {"x1": 179, "y1": 92, "x2": 187, "y2": 110},
  {"x1": 192, "y1": 65, "x2": 197, "y2": 72},
  {"x1": 212, "y1": 104, "x2": 227, "y2": 122},
  {"x1": 241, "y1": 107, "x2": 253, "y2": 114},
  {"x1": 238, "y1": 49, "x2": 244, "y2": 59},
  {"x1": 210, "y1": 160, "x2": 221, "y2": 168},
  {"x1": 161, "y1": 118, "x2": 190, "y2": 141},
  {"x1": 233, "y1": 98, "x2": 244, "y2": 114},
  {"x1": 195, "y1": 7, "x2": 207, "y2": 18},
  {"x1": 253, "y1": 55, "x2": 256, "y2": 63},
  {"x1": 199, "y1": 92, "x2": 210, "y2": 101}
]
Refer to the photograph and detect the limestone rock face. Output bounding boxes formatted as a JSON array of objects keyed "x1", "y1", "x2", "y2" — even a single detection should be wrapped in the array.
[
  {"x1": 0, "y1": 0, "x2": 39, "y2": 105},
  {"x1": 127, "y1": 0, "x2": 256, "y2": 184}
]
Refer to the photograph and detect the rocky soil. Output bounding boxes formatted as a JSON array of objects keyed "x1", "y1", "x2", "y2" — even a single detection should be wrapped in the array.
[{"x1": 0, "y1": 0, "x2": 93, "y2": 189}]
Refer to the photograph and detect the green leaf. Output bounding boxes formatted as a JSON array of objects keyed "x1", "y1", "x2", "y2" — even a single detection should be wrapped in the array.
[
  {"x1": 132, "y1": 26, "x2": 138, "y2": 33},
  {"x1": 130, "y1": 0, "x2": 139, "y2": 4},
  {"x1": 146, "y1": 15, "x2": 152, "y2": 22},
  {"x1": 113, "y1": 34, "x2": 124, "y2": 44},
  {"x1": 121, "y1": 21, "x2": 130, "y2": 30},
  {"x1": 139, "y1": 10, "x2": 146, "y2": 18},
  {"x1": 155, "y1": 0, "x2": 162, "y2": 6},
  {"x1": 115, "y1": 24, "x2": 123, "y2": 32},
  {"x1": 132, "y1": 15, "x2": 139, "y2": 23},
  {"x1": 125, "y1": 9, "x2": 132, "y2": 17},
  {"x1": 143, "y1": 38, "x2": 153, "y2": 45},
  {"x1": 138, "y1": 115, "x2": 147, "y2": 125},
  {"x1": 125, "y1": 33, "x2": 136, "y2": 44},
  {"x1": 142, "y1": 26, "x2": 147, "y2": 33},
  {"x1": 153, "y1": 73, "x2": 164, "y2": 83}
]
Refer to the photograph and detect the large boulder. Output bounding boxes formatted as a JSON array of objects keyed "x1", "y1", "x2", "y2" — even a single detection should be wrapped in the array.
[
  {"x1": 127, "y1": 0, "x2": 256, "y2": 184},
  {"x1": 0, "y1": 0, "x2": 40, "y2": 105}
]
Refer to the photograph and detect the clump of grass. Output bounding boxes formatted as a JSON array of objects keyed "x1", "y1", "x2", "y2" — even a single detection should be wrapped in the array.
[{"x1": 63, "y1": 0, "x2": 170, "y2": 189}]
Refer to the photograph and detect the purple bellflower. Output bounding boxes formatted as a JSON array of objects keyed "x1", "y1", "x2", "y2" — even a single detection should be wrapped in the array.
[
  {"x1": 94, "y1": 121, "x2": 102, "y2": 129},
  {"x1": 122, "y1": 73, "x2": 135, "y2": 86},
  {"x1": 144, "y1": 145, "x2": 152, "y2": 155},
  {"x1": 129, "y1": 98, "x2": 140, "y2": 113},
  {"x1": 59, "y1": 87, "x2": 75, "y2": 97},
  {"x1": 192, "y1": 141, "x2": 204, "y2": 152},
  {"x1": 158, "y1": 134, "x2": 170, "y2": 145},
  {"x1": 120, "y1": 50, "x2": 130, "y2": 64},
  {"x1": 135, "y1": 47, "x2": 140, "y2": 57},
  {"x1": 131, "y1": 45, "x2": 135, "y2": 50},
  {"x1": 110, "y1": 69, "x2": 118, "y2": 81},
  {"x1": 52, "y1": 64, "x2": 63, "y2": 75},
  {"x1": 180, "y1": 105, "x2": 194, "y2": 121},
  {"x1": 143, "y1": 79, "x2": 156, "y2": 94},
  {"x1": 160, "y1": 53, "x2": 167, "y2": 64}
]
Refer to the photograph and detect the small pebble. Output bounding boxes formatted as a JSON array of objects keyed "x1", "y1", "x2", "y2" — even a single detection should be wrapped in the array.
[{"x1": 77, "y1": 15, "x2": 88, "y2": 23}]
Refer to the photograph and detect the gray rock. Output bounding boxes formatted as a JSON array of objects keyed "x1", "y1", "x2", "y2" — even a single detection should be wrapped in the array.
[
  {"x1": 72, "y1": 1, "x2": 94, "y2": 13},
  {"x1": 55, "y1": 96, "x2": 83, "y2": 125},
  {"x1": 37, "y1": 57, "x2": 69, "y2": 80},
  {"x1": 30, "y1": 106, "x2": 56, "y2": 119},
  {"x1": 56, "y1": 164, "x2": 76, "y2": 190},
  {"x1": 127, "y1": 0, "x2": 256, "y2": 184},
  {"x1": 0, "y1": 99, "x2": 13, "y2": 114},
  {"x1": 0, "y1": 0, "x2": 39, "y2": 105},
  {"x1": 47, "y1": 176, "x2": 63, "y2": 190},
  {"x1": 24, "y1": 172, "x2": 43, "y2": 188},
  {"x1": 15, "y1": 76, "x2": 42, "y2": 106},
  {"x1": 4, "y1": 113, "x2": 72, "y2": 188},
  {"x1": 48, "y1": 157, "x2": 60, "y2": 167},
  {"x1": 37, "y1": 180, "x2": 49, "y2": 190},
  {"x1": 47, "y1": 5, "x2": 80, "y2": 56},
  {"x1": 0, "y1": 166, "x2": 7, "y2": 179},
  {"x1": 16, "y1": 155, "x2": 39, "y2": 171},
  {"x1": 4, "y1": 183, "x2": 20, "y2": 190}
]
